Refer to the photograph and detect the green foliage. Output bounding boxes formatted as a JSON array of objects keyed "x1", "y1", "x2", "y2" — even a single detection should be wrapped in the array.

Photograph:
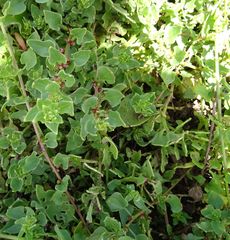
[{"x1": 0, "y1": 0, "x2": 230, "y2": 239}]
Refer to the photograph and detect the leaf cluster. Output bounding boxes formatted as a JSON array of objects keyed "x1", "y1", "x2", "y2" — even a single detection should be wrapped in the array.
[{"x1": 0, "y1": 0, "x2": 230, "y2": 240}]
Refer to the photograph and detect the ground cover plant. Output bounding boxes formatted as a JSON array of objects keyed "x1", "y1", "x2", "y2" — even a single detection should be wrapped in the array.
[{"x1": 0, "y1": 0, "x2": 230, "y2": 239}]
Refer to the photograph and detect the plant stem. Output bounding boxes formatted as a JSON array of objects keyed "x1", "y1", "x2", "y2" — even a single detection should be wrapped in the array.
[
  {"x1": 202, "y1": 100, "x2": 216, "y2": 175},
  {"x1": 0, "y1": 23, "x2": 89, "y2": 230},
  {"x1": 214, "y1": 21, "x2": 229, "y2": 204},
  {"x1": 0, "y1": 233, "x2": 21, "y2": 240},
  {"x1": 163, "y1": 169, "x2": 191, "y2": 196},
  {"x1": 215, "y1": 35, "x2": 226, "y2": 168},
  {"x1": 125, "y1": 211, "x2": 145, "y2": 229},
  {"x1": 162, "y1": 84, "x2": 174, "y2": 117}
]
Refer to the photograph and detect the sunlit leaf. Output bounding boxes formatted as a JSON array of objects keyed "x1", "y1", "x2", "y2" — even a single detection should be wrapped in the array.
[{"x1": 20, "y1": 48, "x2": 37, "y2": 70}]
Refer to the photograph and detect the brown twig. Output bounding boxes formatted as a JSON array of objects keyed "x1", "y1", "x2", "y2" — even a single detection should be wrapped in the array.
[
  {"x1": 202, "y1": 99, "x2": 217, "y2": 175},
  {"x1": 0, "y1": 23, "x2": 88, "y2": 230},
  {"x1": 125, "y1": 211, "x2": 145, "y2": 229},
  {"x1": 164, "y1": 168, "x2": 191, "y2": 196}
]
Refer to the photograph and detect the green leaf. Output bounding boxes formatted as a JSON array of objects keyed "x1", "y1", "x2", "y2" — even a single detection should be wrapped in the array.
[
  {"x1": 106, "y1": 0, "x2": 135, "y2": 23},
  {"x1": 0, "y1": 136, "x2": 9, "y2": 149},
  {"x1": 53, "y1": 153, "x2": 69, "y2": 170},
  {"x1": 45, "y1": 132, "x2": 58, "y2": 148},
  {"x1": 87, "y1": 227, "x2": 108, "y2": 240},
  {"x1": 71, "y1": 87, "x2": 89, "y2": 105},
  {"x1": 186, "y1": 234, "x2": 203, "y2": 240},
  {"x1": 36, "y1": 0, "x2": 49, "y2": 2},
  {"x1": 201, "y1": 11, "x2": 216, "y2": 37},
  {"x1": 102, "y1": 137, "x2": 118, "y2": 159},
  {"x1": 33, "y1": 78, "x2": 60, "y2": 94},
  {"x1": 70, "y1": 28, "x2": 87, "y2": 45},
  {"x1": 160, "y1": 68, "x2": 177, "y2": 86},
  {"x1": 86, "y1": 201, "x2": 94, "y2": 223},
  {"x1": 48, "y1": 47, "x2": 67, "y2": 65},
  {"x1": 55, "y1": 175, "x2": 70, "y2": 192},
  {"x1": 194, "y1": 84, "x2": 212, "y2": 101},
  {"x1": 136, "y1": 235, "x2": 149, "y2": 240},
  {"x1": 133, "y1": 192, "x2": 149, "y2": 212},
  {"x1": 201, "y1": 205, "x2": 221, "y2": 220},
  {"x1": 167, "y1": 194, "x2": 182, "y2": 213},
  {"x1": 97, "y1": 66, "x2": 115, "y2": 84},
  {"x1": 108, "y1": 110, "x2": 126, "y2": 128},
  {"x1": 102, "y1": 146, "x2": 111, "y2": 168},
  {"x1": 82, "y1": 96, "x2": 98, "y2": 113},
  {"x1": 58, "y1": 70, "x2": 75, "y2": 88},
  {"x1": 104, "y1": 88, "x2": 124, "y2": 107},
  {"x1": 44, "y1": 10, "x2": 62, "y2": 31},
  {"x1": 131, "y1": 93, "x2": 156, "y2": 117},
  {"x1": 66, "y1": 125, "x2": 84, "y2": 152},
  {"x1": 80, "y1": 114, "x2": 97, "y2": 140},
  {"x1": 74, "y1": 50, "x2": 91, "y2": 67},
  {"x1": 197, "y1": 221, "x2": 211, "y2": 233},
  {"x1": 6, "y1": 206, "x2": 25, "y2": 220},
  {"x1": 207, "y1": 191, "x2": 224, "y2": 209},
  {"x1": 142, "y1": 159, "x2": 154, "y2": 179},
  {"x1": 164, "y1": 25, "x2": 181, "y2": 44},
  {"x1": 190, "y1": 151, "x2": 204, "y2": 169},
  {"x1": 118, "y1": 96, "x2": 149, "y2": 127},
  {"x1": 22, "y1": 152, "x2": 40, "y2": 173},
  {"x1": 73, "y1": 224, "x2": 88, "y2": 240},
  {"x1": 20, "y1": 48, "x2": 37, "y2": 70},
  {"x1": 118, "y1": 237, "x2": 134, "y2": 240},
  {"x1": 31, "y1": 4, "x2": 41, "y2": 19},
  {"x1": 104, "y1": 216, "x2": 122, "y2": 233},
  {"x1": 55, "y1": 225, "x2": 72, "y2": 240},
  {"x1": 79, "y1": 0, "x2": 95, "y2": 8},
  {"x1": 106, "y1": 192, "x2": 128, "y2": 212},
  {"x1": 10, "y1": 178, "x2": 23, "y2": 192},
  {"x1": 58, "y1": 99, "x2": 74, "y2": 116},
  {"x1": 45, "y1": 122, "x2": 60, "y2": 134},
  {"x1": 24, "y1": 106, "x2": 40, "y2": 122},
  {"x1": 210, "y1": 220, "x2": 225, "y2": 235},
  {"x1": 151, "y1": 131, "x2": 184, "y2": 147},
  {"x1": 172, "y1": 46, "x2": 186, "y2": 65},
  {"x1": 27, "y1": 39, "x2": 55, "y2": 57},
  {"x1": 3, "y1": 0, "x2": 26, "y2": 16}
]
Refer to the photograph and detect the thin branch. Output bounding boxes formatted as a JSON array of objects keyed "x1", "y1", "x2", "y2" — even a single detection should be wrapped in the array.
[
  {"x1": 164, "y1": 207, "x2": 169, "y2": 233},
  {"x1": 0, "y1": 23, "x2": 88, "y2": 230},
  {"x1": 202, "y1": 100, "x2": 216, "y2": 175},
  {"x1": 0, "y1": 233, "x2": 20, "y2": 240},
  {"x1": 163, "y1": 168, "x2": 191, "y2": 196},
  {"x1": 162, "y1": 84, "x2": 174, "y2": 117},
  {"x1": 125, "y1": 211, "x2": 145, "y2": 229},
  {"x1": 214, "y1": 27, "x2": 229, "y2": 205}
]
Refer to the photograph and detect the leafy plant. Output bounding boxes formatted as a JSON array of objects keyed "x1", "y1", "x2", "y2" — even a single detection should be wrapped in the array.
[{"x1": 0, "y1": 0, "x2": 229, "y2": 239}]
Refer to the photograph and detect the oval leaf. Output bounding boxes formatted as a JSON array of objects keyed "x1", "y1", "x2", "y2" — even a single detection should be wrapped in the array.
[
  {"x1": 98, "y1": 66, "x2": 115, "y2": 84},
  {"x1": 44, "y1": 10, "x2": 62, "y2": 31},
  {"x1": 74, "y1": 50, "x2": 91, "y2": 67},
  {"x1": 106, "y1": 192, "x2": 128, "y2": 212},
  {"x1": 20, "y1": 48, "x2": 37, "y2": 70},
  {"x1": 27, "y1": 39, "x2": 54, "y2": 57}
]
